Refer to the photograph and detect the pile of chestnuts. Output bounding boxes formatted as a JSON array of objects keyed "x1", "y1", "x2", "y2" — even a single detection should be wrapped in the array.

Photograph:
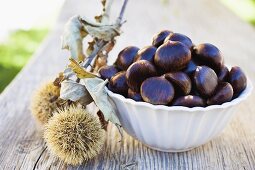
[{"x1": 99, "y1": 30, "x2": 247, "y2": 107}]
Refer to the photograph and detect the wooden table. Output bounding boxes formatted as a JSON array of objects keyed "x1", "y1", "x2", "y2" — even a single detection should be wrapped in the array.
[{"x1": 0, "y1": 0, "x2": 254, "y2": 169}]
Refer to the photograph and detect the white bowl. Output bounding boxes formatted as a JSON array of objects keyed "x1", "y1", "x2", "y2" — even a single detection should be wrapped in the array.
[{"x1": 107, "y1": 79, "x2": 253, "y2": 152}]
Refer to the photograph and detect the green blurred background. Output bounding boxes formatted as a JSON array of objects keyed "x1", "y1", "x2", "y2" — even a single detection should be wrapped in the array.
[{"x1": 0, "y1": 0, "x2": 255, "y2": 93}]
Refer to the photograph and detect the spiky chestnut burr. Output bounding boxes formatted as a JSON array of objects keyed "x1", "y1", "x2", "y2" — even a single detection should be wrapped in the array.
[
  {"x1": 44, "y1": 106, "x2": 105, "y2": 165},
  {"x1": 30, "y1": 82, "x2": 65, "y2": 124}
]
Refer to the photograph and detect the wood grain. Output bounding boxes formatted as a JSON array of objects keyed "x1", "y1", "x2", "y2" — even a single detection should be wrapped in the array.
[{"x1": 0, "y1": 0, "x2": 254, "y2": 169}]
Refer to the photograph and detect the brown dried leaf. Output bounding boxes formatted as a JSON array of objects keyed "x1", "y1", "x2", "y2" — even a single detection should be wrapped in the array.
[
  {"x1": 95, "y1": 15, "x2": 103, "y2": 23},
  {"x1": 86, "y1": 40, "x2": 96, "y2": 56},
  {"x1": 97, "y1": 110, "x2": 108, "y2": 131},
  {"x1": 53, "y1": 72, "x2": 65, "y2": 87}
]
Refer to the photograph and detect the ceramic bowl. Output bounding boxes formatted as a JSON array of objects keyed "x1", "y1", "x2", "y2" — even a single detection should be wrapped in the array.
[{"x1": 106, "y1": 79, "x2": 253, "y2": 152}]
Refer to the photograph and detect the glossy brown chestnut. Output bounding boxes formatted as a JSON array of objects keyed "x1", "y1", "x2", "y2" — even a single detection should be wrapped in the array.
[
  {"x1": 99, "y1": 65, "x2": 119, "y2": 80},
  {"x1": 207, "y1": 82, "x2": 233, "y2": 105},
  {"x1": 172, "y1": 95, "x2": 206, "y2": 107},
  {"x1": 115, "y1": 46, "x2": 139, "y2": 70},
  {"x1": 229, "y1": 66, "x2": 247, "y2": 97},
  {"x1": 108, "y1": 71, "x2": 128, "y2": 96},
  {"x1": 128, "y1": 88, "x2": 142, "y2": 101},
  {"x1": 134, "y1": 46, "x2": 157, "y2": 63},
  {"x1": 182, "y1": 59, "x2": 198, "y2": 75},
  {"x1": 193, "y1": 66, "x2": 218, "y2": 97},
  {"x1": 152, "y1": 30, "x2": 173, "y2": 47},
  {"x1": 141, "y1": 77, "x2": 175, "y2": 105},
  {"x1": 126, "y1": 60, "x2": 157, "y2": 92},
  {"x1": 217, "y1": 65, "x2": 229, "y2": 82},
  {"x1": 154, "y1": 41, "x2": 191, "y2": 72},
  {"x1": 164, "y1": 33, "x2": 193, "y2": 49},
  {"x1": 164, "y1": 72, "x2": 191, "y2": 95},
  {"x1": 192, "y1": 43, "x2": 223, "y2": 72}
]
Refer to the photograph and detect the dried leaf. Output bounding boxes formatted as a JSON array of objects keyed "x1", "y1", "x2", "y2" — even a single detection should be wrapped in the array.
[
  {"x1": 60, "y1": 80, "x2": 93, "y2": 106},
  {"x1": 80, "y1": 17, "x2": 120, "y2": 41},
  {"x1": 61, "y1": 15, "x2": 87, "y2": 62},
  {"x1": 85, "y1": 24, "x2": 120, "y2": 41},
  {"x1": 97, "y1": 110, "x2": 108, "y2": 131},
  {"x1": 86, "y1": 40, "x2": 96, "y2": 56},
  {"x1": 63, "y1": 67, "x2": 76, "y2": 79},
  {"x1": 53, "y1": 72, "x2": 65, "y2": 87},
  {"x1": 68, "y1": 58, "x2": 97, "y2": 79},
  {"x1": 82, "y1": 77, "x2": 121, "y2": 125},
  {"x1": 95, "y1": 15, "x2": 103, "y2": 23}
]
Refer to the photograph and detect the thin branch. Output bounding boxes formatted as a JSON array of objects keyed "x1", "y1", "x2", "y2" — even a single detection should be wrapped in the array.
[
  {"x1": 116, "y1": 0, "x2": 129, "y2": 24},
  {"x1": 83, "y1": 40, "x2": 107, "y2": 69},
  {"x1": 83, "y1": 0, "x2": 129, "y2": 70}
]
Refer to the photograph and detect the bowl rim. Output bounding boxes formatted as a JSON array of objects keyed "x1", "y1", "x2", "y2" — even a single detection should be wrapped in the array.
[{"x1": 106, "y1": 78, "x2": 253, "y2": 112}]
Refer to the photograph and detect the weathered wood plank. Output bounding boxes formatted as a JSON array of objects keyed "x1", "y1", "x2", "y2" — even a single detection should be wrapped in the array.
[{"x1": 0, "y1": 0, "x2": 255, "y2": 169}]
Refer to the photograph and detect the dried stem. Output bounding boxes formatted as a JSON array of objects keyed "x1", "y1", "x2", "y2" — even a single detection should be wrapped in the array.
[
  {"x1": 116, "y1": 0, "x2": 129, "y2": 25},
  {"x1": 84, "y1": 40, "x2": 107, "y2": 70},
  {"x1": 83, "y1": 0, "x2": 129, "y2": 70}
]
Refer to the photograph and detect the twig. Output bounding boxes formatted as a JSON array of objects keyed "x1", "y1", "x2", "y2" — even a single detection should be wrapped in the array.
[
  {"x1": 83, "y1": 40, "x2": 107, "y2": 69},
  {"x1": 83, "y1": 0, "x2": 129, "y2": 70},
  {"x1": 117, "y1": 0, "x2": 129, "y2": 25}
]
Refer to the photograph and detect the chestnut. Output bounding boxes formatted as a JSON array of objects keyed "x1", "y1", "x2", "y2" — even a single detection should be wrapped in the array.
[
  {"x1": 207, "y1": 82, "x2": 233, "y2": 105},
  {"x1": 164, "y1": 72, "x2": 191, "y2": 95},
  {"x1": 115, "y1": 46, "x2": 139, "y2": 70},
  {"x1": 154, "y1": 41, "x2": 191, "y2": 72},
  {"x1": 108, "y1": 71, "x2": 128, "y2": 96},
  {"x1": 182, "y1": 59, "x2": 198, "y2": 75},
  {"x1": 152, "y1": 30, "x2": 173, "y2": 47},
  {"x1": 192, "y1": 43, "x2": 223, "y2": 72},
  {"x1": 134, "y1": 46, "x2": 157, "y2": 63},
  {"x1": 128, "y1": 88, "x2": 142, "y2": 101},
  {"x1": 164, "y1": 33, "x2": 193, "y2": 49},
  {"x1": 229, "y1": 66, "x2": 247, "y2": 97},
  {"x1": 99, "y1": 65, "x2": 119, "y2": 80},
  {"x1": 141, "y1": 77, "x2": 175, "y2": 105},
  {"x1": 217, "y1": 65, "x2": 229, "y2": 82},
  {"x1": 193, "y1": 66, "x2": 218, "y2": 97},
  {"x1": 172, "y1": 95, "x2": 206, "y2": 107},
  {"x1": 126, "y1": 60, "x2": 157, "y2": 92}
]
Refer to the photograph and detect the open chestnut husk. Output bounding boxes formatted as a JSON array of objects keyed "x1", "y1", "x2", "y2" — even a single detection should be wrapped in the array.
[
  {"x1": 128, "y1": 88, "x2": 142, "y2": 101},
  {"x1": 193, "y1": 66, "x2": 218, "y2": 97},
  {"x1": 217, "y1": 65, "x2": 229, "y2": 82},
  {"x1": 152, "y1": 30, "x2": 173, "y2": 47},
  {"x1": 126, "y1": 60, "x2": 157, "y2": 92},
  {"x1": 172, "y1": 95, "x2": 206, "y2": 107},
  {"x1": 207, "y1": 82, "x2": 233, "y2": 105},
  {"x1": 164, "y1": 33, "x2": 193, "y2": 49},
  {"x1": 99, "y1": 65, "x2": 119, "y2": 80},
  {"x1": 154, "y1": 41, "x2": 191, "y2": 72},
  {"x1": 192, "y1": 43, "x2": 223, "y2": 72},
  {"x1": 108, "y1": 71, "x2": 128, "y2": 96},
  {"x1": 141, "y1": 77, "x2": 175, "y2": 105},
  {"x1": 134, "y1": 46, "x2": 156, "y2": 63},
  {"x1": 229, "y1": 66, "x2": 247, "y2": 97},
  {"x1": 115, "y1": 46, "x2": 139, "y2": 70},
  {"x1": 164, "y1": 72, "x2": 191, "y2": 95}
]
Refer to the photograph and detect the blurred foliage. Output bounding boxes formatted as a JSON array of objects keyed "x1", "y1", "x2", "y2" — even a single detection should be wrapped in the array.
[
  {"x1": 0, "y1": 29, "x2": 48, "y2": 92},
  {"x1": 221, "y1": 0, "x2": 255, "y2": 25}
]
